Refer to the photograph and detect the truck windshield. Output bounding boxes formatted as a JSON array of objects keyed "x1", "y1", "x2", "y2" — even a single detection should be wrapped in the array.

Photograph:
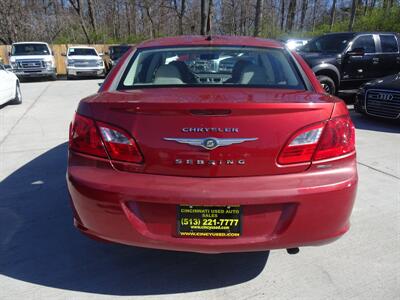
[
  {"x1": 110, "y1": 46, "x2": 130, "y2": 60},
  {"x1": 68, "y1": 48, "x2": 97, "y2": 56},
  {"x1": 118, "y1": 46, "x2": 305, "y2": 90},
  {"x1": 301, "y1": 34, "x2": 354, "y2": 53},
  {"x1": 12, "y1": 44, "x2": 50, "y2": 56}
]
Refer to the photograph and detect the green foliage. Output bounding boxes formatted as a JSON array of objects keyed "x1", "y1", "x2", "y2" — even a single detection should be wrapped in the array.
[
  {"x1": 312, "y1": 7, "x2": 400, "y2": 36},
  {"x1": 275, "y1": 6, "x2": 400, "y2": 41}
]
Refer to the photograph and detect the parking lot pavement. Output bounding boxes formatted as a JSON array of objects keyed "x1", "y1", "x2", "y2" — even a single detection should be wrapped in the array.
[{"x1": 0, "y1": 81, "x2": 399, "y2": 300}]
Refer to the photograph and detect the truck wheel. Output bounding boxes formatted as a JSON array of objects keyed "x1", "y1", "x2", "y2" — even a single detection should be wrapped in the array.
[
  {"x1": 317, "y1": 75, "x2": 336, "y2": 95},
  {"x1": 50, "y1": 74, "x2": 57, "y2": 81},
  {"x1": 10, "y1": 82, "x2": 22, "y2": 105}
]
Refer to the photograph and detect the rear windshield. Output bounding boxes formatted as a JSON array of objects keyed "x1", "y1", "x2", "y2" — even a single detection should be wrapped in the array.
[
  {"x1": 118, "y1": 47, "x2": 305, "y2": 90},
  {"x1": 12, "y1": 44, "x2": 50, "y2": 56},
  {"x1": 68, "y1": 48, "x2": 97, "y2": 56}
]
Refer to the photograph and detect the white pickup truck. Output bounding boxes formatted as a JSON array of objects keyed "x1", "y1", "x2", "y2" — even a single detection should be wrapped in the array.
[
  {"x1": 9, "y1": 42, "x2": 57, "y2": 80},
  {"x1": 64, "y1": 46, "x2": 105, "y2": 79}
]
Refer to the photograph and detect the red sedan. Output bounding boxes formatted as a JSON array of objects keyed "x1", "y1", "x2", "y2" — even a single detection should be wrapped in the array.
[{"x1": 67, "y1": 36, "x2": 357, "y2": 254}]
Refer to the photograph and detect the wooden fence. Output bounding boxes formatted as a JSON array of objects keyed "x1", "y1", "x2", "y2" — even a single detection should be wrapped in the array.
[{"x1": 0, "y1": 44, "x2": 129, "y2": 75}]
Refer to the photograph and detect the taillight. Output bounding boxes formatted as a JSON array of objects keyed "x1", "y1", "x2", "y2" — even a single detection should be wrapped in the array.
[
  {"x1": 278, "y1": 115, "x2": 355, "y2": 165},
  {"x1": 97, "y1": 122, "x2": 143, "y2": 163},
  {"x1": 313, "y1": 116, "x2": 355, "y2": 161},
  {"x1": 278, "y1": 123, "x2": 325, "y2": 164},
  {"x1": 69, "y1": 114, "x2": 107, "y2": 158},
  {"x1": 69, "y1": 113, "x2": 143, "y2": 163}
]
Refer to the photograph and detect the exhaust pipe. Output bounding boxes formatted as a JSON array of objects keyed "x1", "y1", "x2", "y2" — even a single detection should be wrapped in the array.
[{"x1": 286, "y1": 247, "x2": 300, "y2": 255}]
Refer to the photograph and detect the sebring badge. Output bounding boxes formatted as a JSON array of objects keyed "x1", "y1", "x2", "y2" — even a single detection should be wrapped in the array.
[{"x1": 164, "y1": 137, "x2": 258, "y2": 150}]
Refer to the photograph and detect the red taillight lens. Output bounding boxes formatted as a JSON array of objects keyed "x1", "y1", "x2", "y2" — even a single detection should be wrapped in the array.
[
  {"x1": 314, "y1": 116, "x2": 355, "y2": 161},
  {"x1": 278, "y1": 123, "x2": 325, "y2": 164},
  {"x1": 97, "y1": 122, "x2": 143, "y2": 163},
  {"x1": 69, "y1": 114, "x2": 143, "y2": 163},
  {"x1": 278, "y1": 115, "x2": 355, "y2": 165},
  {"x1": 69, "y1": 114, "x2": 107, "y2": 158}
]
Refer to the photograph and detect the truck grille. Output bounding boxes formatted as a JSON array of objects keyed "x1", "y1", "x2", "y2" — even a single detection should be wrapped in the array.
[
  {"x1": 17, "y1": 60, "x2": 44, "y2": 69},
  {"x1": 73, "y1": 60, "x2": 99, "y2": 68},
  {"x1": 365, "y1": 89, "x2": 400, "y2": 119}
]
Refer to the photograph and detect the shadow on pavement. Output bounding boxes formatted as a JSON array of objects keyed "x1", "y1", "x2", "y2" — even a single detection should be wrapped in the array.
[
  {"x1": 349, "y1": 110, "x2": 400, "y2": 134},
  {"x1": 0, "y1": 143, "x2": 268, "y2": 296}
]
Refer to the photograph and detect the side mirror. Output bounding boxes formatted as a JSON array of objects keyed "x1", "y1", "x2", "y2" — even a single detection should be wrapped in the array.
[
  {"x1": 61, "y1": 53, "x2": 67, "y2": 56},
  {"x1": 98, "y1": 52, "x2": 104, "y2": 56},
  {"x1": 4, "y1": 64, "x2": 12, "y2": 70},
  {"x1": 346, "y1": 47, "x2": 365, "y2": 57}
]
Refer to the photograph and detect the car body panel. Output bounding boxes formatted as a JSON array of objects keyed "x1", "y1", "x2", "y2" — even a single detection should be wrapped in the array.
[
  {"x1": 0, "y1": 64, "x2": 18, "y2": 105},
  {"x1": 67, "y1": 151, "x2": 357, "y2": 253},
  {"x1": 77, "y1": 88, "x2": 337, "y2": 177}
]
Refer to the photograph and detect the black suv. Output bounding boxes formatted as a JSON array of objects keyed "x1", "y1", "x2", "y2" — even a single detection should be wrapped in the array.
[{"x1": 298, "y1": 32, "x2": 400, "y2": 94}]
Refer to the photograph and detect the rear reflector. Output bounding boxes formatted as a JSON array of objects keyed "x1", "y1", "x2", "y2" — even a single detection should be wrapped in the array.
[
  {"x1": 69, "y1": 113, "x2": 143, "y2": 163},
  {"x1": 278, "y1": 115, "x2": 355, "y2": 165}
]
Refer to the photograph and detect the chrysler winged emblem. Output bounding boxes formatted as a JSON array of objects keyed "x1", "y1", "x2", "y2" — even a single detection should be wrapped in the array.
[{"x1": 164, "y1": 137, "x2": 258, "y2": 150}]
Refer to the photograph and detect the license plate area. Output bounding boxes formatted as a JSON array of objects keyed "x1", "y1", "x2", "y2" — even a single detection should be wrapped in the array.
[{"x1": 177, "y1": 205, "x2": 241, "y2": 238}]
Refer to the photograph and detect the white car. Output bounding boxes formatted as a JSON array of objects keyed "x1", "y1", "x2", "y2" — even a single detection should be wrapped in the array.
[
  {"x1": 65, "y1": 47, "x2": 105, "y2": 79},
  {"x1": 9, "y1": 42, "x2": 57, "y2": 80},
  {"x1": 0, "y1": 64, "x2": 22, "y2": 106}
]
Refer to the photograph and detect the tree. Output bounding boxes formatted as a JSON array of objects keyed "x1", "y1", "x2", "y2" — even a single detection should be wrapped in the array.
[
  {"x1": 348, "y1": 0, "x2": 357, "y2": 31},
  {"x1": 286, "y1": 0, "x2": 296, "y2": 32},
  {"x1": 329, "y1": 0, "x2": 337, "y2": 31},
  {"x1": 173, "y1": 0, "x2": 187, "y2": 35},
  {"x1": 200, "y1": 0, "x2": 207, "y2": 35},
  {"x1": 312, "y1": 0, "x2": 318, "y2": 32},
  {"x1": 207, "y1": 0, "x2": 213, "y2": 34},
  {"x1": 1, "y1": 0, "x2": 400, "y2": 46},
  {"x1": 253, "y1": 0, "x2": 263, "y2": 36},
  {"x1": 68, "y1": 0, "x2": 91, "y2": 43},
  {"x1": 279, "y1": 0, "x2": 285, "y2": 31},
  {"x1": 87, "y1": 0, "x2": 97, "y2": 34},
  {"x1": 299, "y1": 0, "x2": 308, "y2": 31}
]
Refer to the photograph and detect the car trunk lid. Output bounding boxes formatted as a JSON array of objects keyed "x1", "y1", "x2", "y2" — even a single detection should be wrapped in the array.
[{"x1": 79, "y1": 88, "x2": 335, "y2": 177}]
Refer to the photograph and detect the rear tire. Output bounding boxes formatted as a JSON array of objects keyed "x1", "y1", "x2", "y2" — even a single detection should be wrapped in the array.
[
  {"x1": 317, "y1": 75, "x2": 336, "y2": 95},
  {"x1": 10, "y1": 82, "x2": 22, "y2": 105},
  {"x1": 50, "y1": 73, "x2": 57, "y2": 81}
]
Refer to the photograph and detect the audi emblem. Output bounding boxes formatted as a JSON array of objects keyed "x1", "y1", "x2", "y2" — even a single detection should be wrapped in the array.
[{"x1": 376, "y1": 93, "x2": 394, "y2": 101}]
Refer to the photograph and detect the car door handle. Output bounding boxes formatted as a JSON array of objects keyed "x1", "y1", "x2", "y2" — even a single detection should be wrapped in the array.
[{"x1": 372, "y1": 57, "x2": 379, "y2": 64}]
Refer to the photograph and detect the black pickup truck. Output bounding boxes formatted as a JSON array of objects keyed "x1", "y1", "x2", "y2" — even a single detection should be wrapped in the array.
[{"x1": 298, "y1": 32, "x2": 400, "y2": 94}]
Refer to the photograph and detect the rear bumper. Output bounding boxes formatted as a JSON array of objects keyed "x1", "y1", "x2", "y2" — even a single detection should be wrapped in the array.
[{"x1": 67, "y1": 152, "x2": 358, "y2": 253}]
